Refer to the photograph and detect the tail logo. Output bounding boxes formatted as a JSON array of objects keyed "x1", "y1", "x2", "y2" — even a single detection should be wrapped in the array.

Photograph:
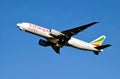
[{"x1": 90, "y1": 35, "x2": 106, "y2": 46}]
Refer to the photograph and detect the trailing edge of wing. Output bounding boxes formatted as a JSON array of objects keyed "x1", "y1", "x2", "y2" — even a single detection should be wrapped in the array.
[{"x1": 62, "y1": 21, "x2": 99, "y2": 37}]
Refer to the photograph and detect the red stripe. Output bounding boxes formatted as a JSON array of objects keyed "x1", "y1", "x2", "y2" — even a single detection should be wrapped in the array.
[{"x1": 92, "y1": 44, "x2": 100, "y2": 47}]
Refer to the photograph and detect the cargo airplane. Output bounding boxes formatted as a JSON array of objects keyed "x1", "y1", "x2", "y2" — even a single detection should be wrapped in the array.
[{"x1": 17, "y1": 21, "x2": 111, "y2": 55}]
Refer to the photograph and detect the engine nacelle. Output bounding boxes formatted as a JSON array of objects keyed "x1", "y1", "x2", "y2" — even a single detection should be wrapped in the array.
[
  {"x1": 39, "y1": 39, "x2": 50, "y2": 47},
  {"x1": 50, "y1": 29, "x2": 64, "y2": 37}
]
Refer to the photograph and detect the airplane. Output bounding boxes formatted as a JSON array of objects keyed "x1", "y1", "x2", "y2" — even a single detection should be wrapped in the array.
[{"x1": 17, "y1": 21, "x2": 111, "y2": 55}]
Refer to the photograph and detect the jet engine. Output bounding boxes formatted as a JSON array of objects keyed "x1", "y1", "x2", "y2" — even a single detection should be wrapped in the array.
[
  {"x1": 50, "y1": 29, "x2": 64, "y2": 37},
  {"x1": 39, "y1": 39, "x2": 50, "y2": 47}
]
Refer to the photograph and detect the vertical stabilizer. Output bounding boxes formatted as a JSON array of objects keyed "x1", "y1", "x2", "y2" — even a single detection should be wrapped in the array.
[{"x1": 90, "y1": 35, "x2": 106, "y2": 46}]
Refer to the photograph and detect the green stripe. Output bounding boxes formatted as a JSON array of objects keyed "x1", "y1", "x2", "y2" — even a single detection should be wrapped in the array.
[{"x1": 93, "y1": 37, "x2": 105, "y2": 43}]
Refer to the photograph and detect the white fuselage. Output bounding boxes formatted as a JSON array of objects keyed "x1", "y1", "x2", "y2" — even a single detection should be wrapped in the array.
[{"x1": 17, "y1": 22, "x2": 100, "y2": 52}]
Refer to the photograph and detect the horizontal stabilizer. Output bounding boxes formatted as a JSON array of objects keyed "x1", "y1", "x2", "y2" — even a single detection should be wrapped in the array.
[
  {"x1": 93, "y1": 44, "x2": 111, "y2": 55},
  {"x1": 93, "y1": 51, "x2": 99, "y2": 55},
  {"x1": 95, "y1": 44, "x2": 111, "y2": 50}
]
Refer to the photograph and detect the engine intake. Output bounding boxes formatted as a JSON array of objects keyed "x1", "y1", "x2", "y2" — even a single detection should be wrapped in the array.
[{"x1": 39, "y1": 39, "x2": 50, "y2": 47}]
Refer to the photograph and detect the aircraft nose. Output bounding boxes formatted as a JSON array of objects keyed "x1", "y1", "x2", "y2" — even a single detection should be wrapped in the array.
[
  {"x1": 17, "y1": 23, "x2": 24, "y2": 30},
  {"x1": 17, "y1": 23, "x2": 22, "y2": 27}
]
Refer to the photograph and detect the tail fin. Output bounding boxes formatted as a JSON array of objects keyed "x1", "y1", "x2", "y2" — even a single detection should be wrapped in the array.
[
  {"x1": 90, "y1": 35, "x2": 106, "y2": 46},
  {"x1": 90, "y1": 35, "x2": 111, "y2": 55}
]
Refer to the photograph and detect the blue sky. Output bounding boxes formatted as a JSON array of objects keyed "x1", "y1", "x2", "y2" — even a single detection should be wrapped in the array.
[{"x1": 0, "y1": 0, "x2": 120, "y2": 79}]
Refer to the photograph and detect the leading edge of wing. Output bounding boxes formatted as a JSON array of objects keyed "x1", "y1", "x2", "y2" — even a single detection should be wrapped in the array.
[{"x1": 62, "y1": 21, "x2": 99, "y2": 37}]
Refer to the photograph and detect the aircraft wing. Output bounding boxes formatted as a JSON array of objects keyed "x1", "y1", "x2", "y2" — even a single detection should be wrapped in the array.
[
  {"x1": 62, "y1": 21, "x2": 99, "y2": 37},
  {"x1": 51, "y1": 45, "x2": 60, "y2": 54},
  {"x1": 50, "y1": 21, "x2": 99, "y2": 53}
]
